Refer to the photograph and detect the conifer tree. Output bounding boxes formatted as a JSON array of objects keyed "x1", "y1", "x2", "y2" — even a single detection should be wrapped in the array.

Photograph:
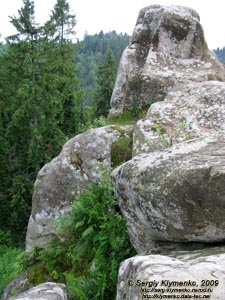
[
  {"x1": 48, "y1": 0, "x2": 83, "y2": 135},
  {"x1": 0, "y1": 0, "x2": 82, "y2": 241},
  {"x1": 93, "y1": 49, "x2": 116, "y2": 117}
]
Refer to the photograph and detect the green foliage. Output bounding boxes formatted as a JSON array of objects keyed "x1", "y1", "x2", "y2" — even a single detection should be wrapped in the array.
[
  {"x1": 151, "y1": 122, "x2": 193, "y2": 148},
  {"x1": 0, "y1": 0, "x2": 83, "y2": 242},
  {"x1": 111, "y1": 133, "x2": 133, "y2": 167},
  {"x1": 151, "y1": 124, "x2": 171, "y2": 147},
  {"x1": 81, "y1": 115, "x2": 108, "y2": 132},
  {"x1": 34, "y1": 165, "x2": 135, "y2": 300},
  {"x1": 0, "y1": 230, "x2": 13, "y2": 248},
  {"x1": 93, "y1": 49, "x2": 117, "y2": 117},
  {"x1": 27, "y1": 262, "x2": 54, "y2": 285},
  {"x1": 0, "y1": 245, "x2": 25, "y2": 296},
  {"x1": 77, "y1": 31, "x2": 130, "y2": 109},
  {"x1": 108, "y1": 108, "x2": 148, "y2": 126}
]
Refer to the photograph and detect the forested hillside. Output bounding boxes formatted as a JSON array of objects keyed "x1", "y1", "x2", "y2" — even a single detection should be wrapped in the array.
[{"x1": 77, "y1": 31, "x2": 130, "y2": 110}]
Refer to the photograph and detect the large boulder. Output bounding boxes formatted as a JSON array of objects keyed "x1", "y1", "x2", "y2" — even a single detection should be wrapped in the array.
[
  {"x1": 112, "y1": 133, "x2": 225, "y2": 254},
  {"x1": 26, "y1": 125, "x2": 133, "y2": 252},
  {"x1": 7, "y1": 282, "x2": 67, "y2": 300},
  {"x1": 133, "y1": 80, "x2": 225, "y2": 156},
  {"x1": 109, "y1": 5, "x2": 225, "y2": 116},
  {"x1": 116, "y1": 247, "x2": 225, "y2": 300}
]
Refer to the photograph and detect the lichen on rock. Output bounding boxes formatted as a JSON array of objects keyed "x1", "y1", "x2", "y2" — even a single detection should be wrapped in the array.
[
  {"x1": 25, "y1": 125, "x2": 134, "y2": 253},
  {"x1": 112, "y1": 133, "x2": 225, "y2": 253},
  {"x1": 116, "y1": 247, "x2": 225, "y2": 300},
  {"x1": 109, "y1": 5, "x2": 225, "y2": 117},
  {"x1": 133, "y1": 81, "x2": 225, "y2": 156}
]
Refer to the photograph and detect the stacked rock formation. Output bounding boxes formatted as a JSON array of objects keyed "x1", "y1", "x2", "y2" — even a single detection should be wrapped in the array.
[
  {"x1": 110, "y1": 5, "x2": 225, "y2": 300},
  {"x1": 9, "y1": 4, "x2": 225, "y2": 300}
]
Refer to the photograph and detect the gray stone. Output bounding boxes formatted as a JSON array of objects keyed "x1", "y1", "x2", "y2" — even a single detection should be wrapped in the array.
[
  {"x1": 112, "y1": 133, "x2": 225, "y2": 254},
  {"x1": 2, "y1": 272, "x2": 30, "y2": 300},
  {"x1": 26, "y1": 125, "x2": 133, "y2": 252},
  {"x1": 116, "y1": 247, "x2": 225, "y2": 300},
  {"x1": 7, "y1": 282, "x2": 67, "y2": 300},
  {"x1": 133, "y1": 81, "x2": 225, "y2": 156},
  {"x1": 109, "y1": 5, "x2": 225, "y2": 117}
]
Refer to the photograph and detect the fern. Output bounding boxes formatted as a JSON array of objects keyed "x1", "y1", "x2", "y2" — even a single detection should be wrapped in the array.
[
  {"x1": 0, "y1": 246, "x2": 25, "y2": 296},
  {"x1": 35, "y1": 164, "x2": 136, "y2": 299}
]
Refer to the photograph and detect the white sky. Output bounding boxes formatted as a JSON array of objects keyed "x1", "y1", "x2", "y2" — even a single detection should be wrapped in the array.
[{"x1": 0, "y1": 0, "x2": 224, "y2": 49}]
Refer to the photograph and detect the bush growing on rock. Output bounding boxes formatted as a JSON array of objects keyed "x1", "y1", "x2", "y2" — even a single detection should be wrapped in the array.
[{"x1": 28, "y1": 166, "x2": 135, "y2": 299}]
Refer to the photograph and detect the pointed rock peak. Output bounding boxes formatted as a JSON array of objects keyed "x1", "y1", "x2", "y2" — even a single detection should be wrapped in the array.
[{"x1": 109, "y1": 5, "x2": 225, "y2": 117}]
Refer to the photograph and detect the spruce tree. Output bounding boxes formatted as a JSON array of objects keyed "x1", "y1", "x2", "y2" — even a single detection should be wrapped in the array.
[
  {"x1": 0, "y1": 0, "x2": 82, "y2": 242},
  {"x1": 47, "y1": 0, "x2": 83, "y2": 135},
  {"x1": 93, "y1": 49, "x2": 116, "y2": 117}
]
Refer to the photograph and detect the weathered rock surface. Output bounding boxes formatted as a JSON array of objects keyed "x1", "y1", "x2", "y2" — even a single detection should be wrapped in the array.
[
  {"x1": 7, "y1": 282, "x2": 67, "y2": 300},
  {"x1": 112, "y1": 133, "x2": 225, "y2": 253},
  {"x1": 26, "y1": 125, "x2": 132, "y2": 252},
  {"x1": 116, "y1": 247, "x2": 225, "y2": 300},
  {"x1": 109, "y1": 5, "x2": 225, "y2": 116},
  {"x1": 2, "y1": 272, "x2": 30, "y2": 300},
  {"x1": 133, "y1": 80, "x2": 225, "y2": 156}
]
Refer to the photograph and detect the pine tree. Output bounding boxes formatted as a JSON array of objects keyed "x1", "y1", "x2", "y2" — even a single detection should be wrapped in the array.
[{"x1": 93, "y1": 49, "x2": 117, "y2": 117}]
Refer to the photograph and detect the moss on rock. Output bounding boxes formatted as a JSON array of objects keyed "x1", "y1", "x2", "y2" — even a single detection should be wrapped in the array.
[{"x1": 111, "y1": 131, "x2": 133, "y2": 167}]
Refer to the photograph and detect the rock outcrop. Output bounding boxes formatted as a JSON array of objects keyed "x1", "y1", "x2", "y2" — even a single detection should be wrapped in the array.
[
  {"x1": 109, "y1": 5, "x2": 225, "y2": 116},
  {"x1": 116, "y1": 247, "x2": 225, "y2": 300},
  {"x1": 21, "y1": 4, "x2": 225, "y2": 300},
  {"x1": 26, "y1": 125, "x2": 132, "y2": 252},
  {"x1": 111, "y1": 5, "x2": 225, "y2": 300},
  {"x1": 112, "y1": 133, "x2": 225, "y2": 253},
  {"x1": 7, "y1": 282, "x2": 67, "y2": 300},
  {"x1": 133, "y1": 80, "x2": 225, "y2": 156}
]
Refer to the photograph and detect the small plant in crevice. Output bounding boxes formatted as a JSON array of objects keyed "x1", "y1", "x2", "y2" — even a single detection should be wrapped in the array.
[
  {"x1": 35, "y1": 164, "x2": 135, "y2": 300},
  {"x1": 151, "y1": 122, "x2": 193, "y2": 148},
  {"x1": 111, "y1": 132, "x2": 133, "y2": 167}
]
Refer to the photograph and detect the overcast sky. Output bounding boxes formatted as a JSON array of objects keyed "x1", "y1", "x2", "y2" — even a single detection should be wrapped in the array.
[{"x1": 0, "y1": 0, "x2": 224, "y2": 49}]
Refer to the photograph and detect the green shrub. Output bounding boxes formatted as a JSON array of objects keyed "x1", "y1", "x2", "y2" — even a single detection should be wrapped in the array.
[
  {"x1": 0, "y1": 229, "x2": 13, "y2": 249},
  {"x1": 111, "y1": 132, "x2": 133, "y2": 167},
  {"x1": 0, "y1": 246, "x2": 25, "y2": 296},
  {"x1": 37, "y1": 165, "x2": 135, "y2": 299}
]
